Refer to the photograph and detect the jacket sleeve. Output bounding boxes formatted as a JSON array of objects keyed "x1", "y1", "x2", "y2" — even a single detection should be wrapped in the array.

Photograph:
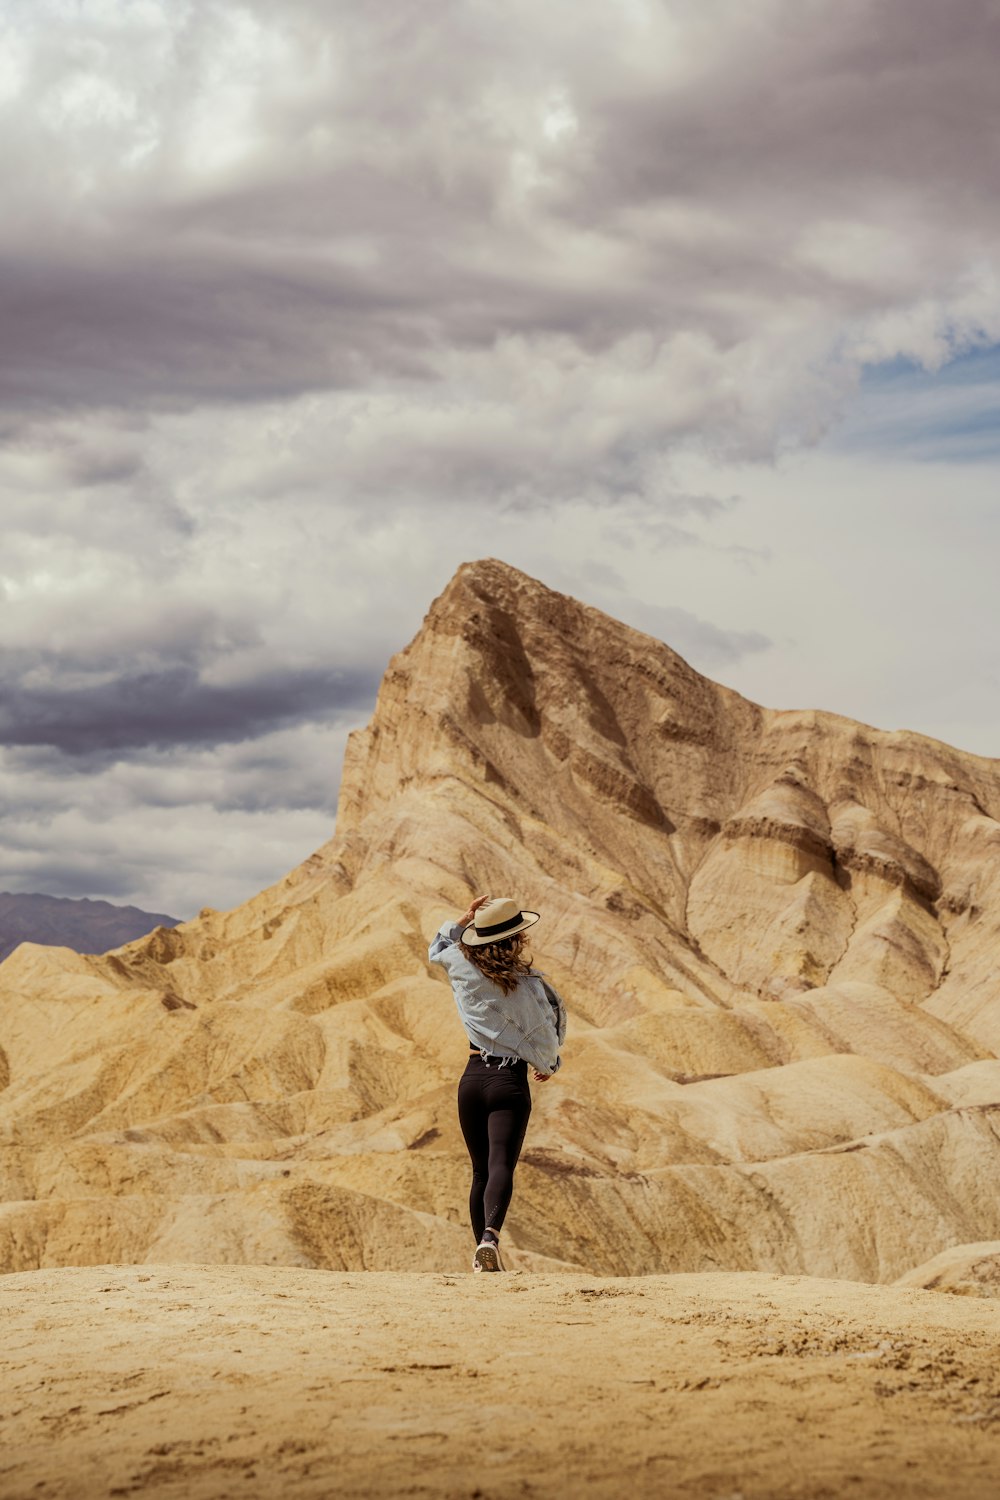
[{"x1": 428, "y1": 920, "x2": 465, "y2": 965}]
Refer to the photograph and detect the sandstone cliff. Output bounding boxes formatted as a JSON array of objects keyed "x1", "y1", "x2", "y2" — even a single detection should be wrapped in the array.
[{"x1": 2, "y1": 558, "x2": 999, "y2": 1279}]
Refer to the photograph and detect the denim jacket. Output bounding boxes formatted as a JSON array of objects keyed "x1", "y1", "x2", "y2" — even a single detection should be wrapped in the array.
[{"x1": 428, "y1": 921, "x2": 567, "y2": 1074}]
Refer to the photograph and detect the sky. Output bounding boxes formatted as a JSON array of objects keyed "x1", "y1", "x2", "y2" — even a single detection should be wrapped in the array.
[{"x1": 2, "y1": 0, "x2": 999, "y2": 920}]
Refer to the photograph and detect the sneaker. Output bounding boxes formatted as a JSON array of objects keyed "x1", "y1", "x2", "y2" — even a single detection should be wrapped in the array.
[{"x1": 473, "y1": 1238, "x2": 504, "y2": 1273}]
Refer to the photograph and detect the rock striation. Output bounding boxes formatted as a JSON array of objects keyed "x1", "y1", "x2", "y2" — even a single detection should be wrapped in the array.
[{"x1": 2, "y1": 558, "x2": 999, "y2": 1280}]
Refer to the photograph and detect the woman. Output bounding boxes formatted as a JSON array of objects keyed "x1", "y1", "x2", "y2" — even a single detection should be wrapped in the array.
[{"x1": 429, "y1": 894, "x2": 567, "y2": 1273}]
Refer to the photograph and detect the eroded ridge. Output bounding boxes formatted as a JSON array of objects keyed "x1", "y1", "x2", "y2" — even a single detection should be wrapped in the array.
[{"x1": 2, "y1": 559, "x2": 1000, "y2": 1280}]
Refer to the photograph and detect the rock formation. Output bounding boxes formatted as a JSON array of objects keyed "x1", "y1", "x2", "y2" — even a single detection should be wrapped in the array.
[
  {"x1": 895, "y1": 1241, "x2": 1000, "y2": 1298},
  {"x1": 2, "y1": 558, "x2": 999, "y2": 1279}
]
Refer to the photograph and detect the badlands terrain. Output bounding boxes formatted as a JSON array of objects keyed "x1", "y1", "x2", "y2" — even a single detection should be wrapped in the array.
[
  {"x1": 4, "y1": 558, "x2": 1000, "y2": 1498},
  {"x1": 1, "y1": 557, "x2": 999, "y2": 1282}
]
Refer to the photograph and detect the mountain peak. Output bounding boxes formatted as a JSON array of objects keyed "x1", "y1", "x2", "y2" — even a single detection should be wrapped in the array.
[
  {"x1": 335, "y1": 556, "x2": 751, "y2": 840},
  {"x1": 427, "y1": 556, "x2": 702, "y2": 677},
  {"x1": 3, "y1": 564, "x2": 1000, "y2": 1282}
]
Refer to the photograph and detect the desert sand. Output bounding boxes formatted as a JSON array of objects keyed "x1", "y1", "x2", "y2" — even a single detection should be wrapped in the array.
[{"x1": 4, "y1": 1264, "x2": 1000, "y2": 1500}]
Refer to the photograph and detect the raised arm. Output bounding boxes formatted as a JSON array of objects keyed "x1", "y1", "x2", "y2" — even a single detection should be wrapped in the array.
[
  {"x1": 427, "y1": 895, "x2": 491, "y2": 964},
  {"x1": 456, "y1": 894, "x2": 491, "y2": 931}
]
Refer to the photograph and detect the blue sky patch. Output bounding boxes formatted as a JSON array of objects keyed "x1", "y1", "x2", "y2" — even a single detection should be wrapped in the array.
[{"x1": 835, "y1": 344, "x2": 1000, "y2": 461}]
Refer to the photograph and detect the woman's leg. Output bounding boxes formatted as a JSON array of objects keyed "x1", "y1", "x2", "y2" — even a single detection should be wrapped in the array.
[
  {"x1": 482, "y1": 1079, "x2": 531, "y2": 1238},
  {"x1": 457, "y1": 1066, "x2": 490, "y2": 1243}
]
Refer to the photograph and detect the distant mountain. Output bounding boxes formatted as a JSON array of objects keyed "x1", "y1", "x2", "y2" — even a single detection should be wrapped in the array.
[{"x1": 0, "y1": 892, "x2": 182, "y2": 963}]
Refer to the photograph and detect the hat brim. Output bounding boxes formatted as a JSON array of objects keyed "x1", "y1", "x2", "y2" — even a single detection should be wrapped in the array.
[{"x1": 461, "y1": 910, "x2": 540, "y2": 946}]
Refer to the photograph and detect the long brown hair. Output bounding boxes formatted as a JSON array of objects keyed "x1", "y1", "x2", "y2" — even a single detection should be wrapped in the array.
[{"x1": 461, "y1": 931, "x2": 534, "y2": 996}]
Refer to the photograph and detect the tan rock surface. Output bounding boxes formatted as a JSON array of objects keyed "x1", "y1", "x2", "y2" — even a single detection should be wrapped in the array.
[
  {"x1": 3, "y1": 1265, "x2": 1000, "y2": 1500},
  {"x1": 2, "y1": 558, "x2": 1000, "y2": 1279},
  {"x1": 894, "y1": 1240, "x2": 1000, "y2": 1298}
]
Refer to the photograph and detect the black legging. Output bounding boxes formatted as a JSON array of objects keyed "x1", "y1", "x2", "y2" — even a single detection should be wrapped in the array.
[{"x1": 457, "y1": 1054, "x2": 532, "y2": 1242}]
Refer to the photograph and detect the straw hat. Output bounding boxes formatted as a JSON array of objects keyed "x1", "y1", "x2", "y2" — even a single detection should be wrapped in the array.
[{"x1": 461, "y1": 896, "x2": 540, "y2": 947}]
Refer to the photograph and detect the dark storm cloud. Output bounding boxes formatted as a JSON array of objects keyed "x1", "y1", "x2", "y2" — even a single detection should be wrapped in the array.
[
  {"x1": 0, "y1": 249, "x2": 429, "y2": 411},
  {"x1": 1, "y1": 722, "x2": 350, "y2": 819},
  {"x1": 582, "y1": 0, "x2": 1000, "y2": 212},
  {"x1": 0, "y1": 659, "x2": 379, "y2": 757},
  {"x1": 0, "y1": 858, "x2": 137, "y2": 903},
  {"x1": 3, "y1": 0, "x2": 999, "y2": 917},
  {"x1": 4, "y1": 0, "x2": 997, "y2": 420}
]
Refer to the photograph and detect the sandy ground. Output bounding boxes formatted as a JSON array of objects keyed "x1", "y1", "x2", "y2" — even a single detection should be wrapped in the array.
[{"x1": 2, "y1": 1265, "x2": 999, "y2": 1500}]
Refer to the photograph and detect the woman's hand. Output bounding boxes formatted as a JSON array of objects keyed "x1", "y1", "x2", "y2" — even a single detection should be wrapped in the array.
[
  {"x1": 531, "y1": 1070, "x2": 551, "y2": 1082},
  {"x1": 458, "y1": 894, "x2": 491, "y2": 929}
]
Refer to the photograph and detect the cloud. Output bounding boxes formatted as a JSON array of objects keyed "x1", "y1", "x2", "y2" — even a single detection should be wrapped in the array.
[
  {"x1": 0, "y1": 660, "x2": 378, "y2": 757},
  {"x1": 2, "y1": 0, "x2": 999, "y2": 913},
  {"x1": 0, "y1": 720, "x2": 356, "y2": 916},
  {"x1": 3, "y1": 0, "x2": 998, "y2": 437}
]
